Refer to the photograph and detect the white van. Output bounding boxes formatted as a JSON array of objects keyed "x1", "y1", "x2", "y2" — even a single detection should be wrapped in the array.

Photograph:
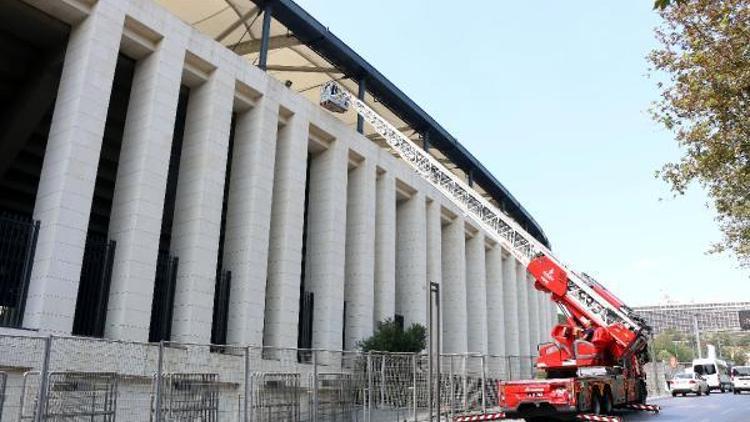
[{"x1": 693, "y1": 358, "x2": 731, "y2": 392}]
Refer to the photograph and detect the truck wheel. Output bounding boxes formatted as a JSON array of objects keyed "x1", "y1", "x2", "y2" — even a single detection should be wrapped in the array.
[
  {"x1": 602, "y1": 389, "x2": 614, "y2": 415},
  {"x1": 592, "y1": 391, "x2": 603, "y2": 415},
  {"x1": 637, "y1": 380, "x2": 648, "y2": 404},
  {"x1": 672, "y1": 391, "x2": 677, "y2": 397}
]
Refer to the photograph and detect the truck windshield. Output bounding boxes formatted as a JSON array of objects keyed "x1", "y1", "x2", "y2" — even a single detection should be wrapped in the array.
[{"x1": 732, "y1": 367, "x2": 750, "y2": 376}]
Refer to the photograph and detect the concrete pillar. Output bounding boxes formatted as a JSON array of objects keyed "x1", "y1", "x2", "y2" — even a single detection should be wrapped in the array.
[
  {"x1": 105, "y1": 33, "x2": 187, "y2": 341},
  {"x1": 373, "y1": 172, "x2": 395, "y2": 325},
  {"x1": 425, "y1": 200, "x2": 442, "y2": 349},
  {"x1": 441, "y1": 216, "x2": 467, "y2": 353},
  {"x1": 24, "y1": 2, "x2": 124, "y2": 333},
  {"x1": 516, "y1": 261, "x2": 531, "y2": 378},
  {"x1": 395, "y1": 191, "x2": 427, "y2": 328},
  {"x1": 526, "y1": 273, "x2": 539, "y2": 359},
  {"x1": 344, "y1": 160, "x2": 376, "y2": 350},
  {"x1": 502, "y1": 253, "x2": 520, "y2": 378},
  {"x1": 168, "y1": 70, "x2": 235, "y2": 344},
  {"x1": 538, "y1": 287, "x2": 549, "y2": 345},
  {"x1": 465, "y1": 231, "x2": 488, "y2": 354},
  {"x1": 485, "y1": 245, "x2": 505, "y2": 358},
  {"x1": 263, "y1": 115, "x2": 309, "y2": 349},
  {"x1": 306, "y1": 141, "x2": 348, "y2": 351},
  {"x1": 222, "y1": 96, "x2": 279, "y2": 346}
]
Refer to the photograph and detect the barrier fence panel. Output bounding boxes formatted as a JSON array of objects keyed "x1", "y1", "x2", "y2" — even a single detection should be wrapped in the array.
[
  {"x1": 0, "y1": 334, "x2": 543, "y2": 421},
  {"x1": 158, "y1": 342, "x2": 246, "y2": 421},
  {"x1": 247, "y1": 346, "x2": 315, "y2": 422},
  {"x1": 0, "y1": 335, "x2": 48, "y2": 422},
  {"x1": 0, "y1": 371, "x2": 5, "y2": 418},
  {"x1": 48, "y1": 336, "x2": 159, "y2": 422}
]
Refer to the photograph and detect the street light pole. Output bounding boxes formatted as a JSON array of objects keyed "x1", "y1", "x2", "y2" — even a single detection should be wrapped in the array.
[{"x1": 693, "y1": 315, "x2": 702, "y2": 359}]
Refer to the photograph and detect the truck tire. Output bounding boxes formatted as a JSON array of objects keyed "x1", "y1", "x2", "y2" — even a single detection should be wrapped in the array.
[
  {"x1": 602, "y1": 389, "x2": 614, "y2": 415},
  {"x1": 591, "y1": 391, "x2": 602, "y2": 415},
  {"x1": 637, "y1": 380, "x2": 648, "y2": 404}
]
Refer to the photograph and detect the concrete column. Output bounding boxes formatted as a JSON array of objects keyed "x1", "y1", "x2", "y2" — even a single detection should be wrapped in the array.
[
  {"x1": 395, "y1": 191, "x2": 427, "y2": 328},
  {"x1": 526, "y1": 273, "x2": 539, "y2": 359},
  {"x1": 344, "y1": 160, "x2": 376, "y2": 350},
  {"x1": 502, "y1": 253, "x2": 520, "y2": 378},
  {"x1": 538, "y1": 287, "x2": 549, "y2": 345},
  {"x1": 516, "y1": 261, "x2": 531, "y2": 378},
  {"x1": 373, "y1": 172, "x2": 396, "y2": 325},
  {"x1": 222, "y1": 96, "x2": 280, "y2": 346},
  {"x1": 441, "y1": 216, "x2": 467, "y2": 353},
  {"x1": 263, "y1": 115, "x2": 309, "y2": 349},
  {"x1": 425, "y1": 200, "x2": 442, "y2": 349},
  {"x1": 306, "y1": 141, "x2": 348, "y2": 351},
  {"x1": 169, "y1": 70, "x2": 235, "y2": 344},
  {"x1": 105, "y1": 33, "x2": 187, "y2": 341},
  {"x1": 485, "y1": 245, "x2": 505, "y2": 358},
  {"x1": 465, "y1": 232, "x2": 488, "y2": 354},
  {"x1": 24, "y1": 2, "x2": 124, "y2": 333}
]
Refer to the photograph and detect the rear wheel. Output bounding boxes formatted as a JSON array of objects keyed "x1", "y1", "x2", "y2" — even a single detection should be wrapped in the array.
[
  {"x1": 696, "y1": 390, "x2": 702, "y2": 396},
  {"x1": 705, "y1": 387, "x2": 710, "y2": 395},
  {"x1": 601, "y1": 389, "x2": 614, "y2": 415},
  {"x1": 637, "y1": 380, "x2": 648, "y2": 404},
  {"x1": 681, "y1": 393, "x2": 686, "y2": 397},
  {"x1": 671, "y1": 391, "x2": 677, "y2": 397},
  {"x1": 720, "y1": 385, "x2": 725, "y2": 393},
  {"x1": 592, "y1": 391, "x2": 603, "y2": 415}
]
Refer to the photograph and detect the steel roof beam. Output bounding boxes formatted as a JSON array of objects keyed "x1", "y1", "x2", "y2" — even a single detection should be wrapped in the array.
[{"x1": 233, "y1": 34, "x2": 301, "y2": 55}]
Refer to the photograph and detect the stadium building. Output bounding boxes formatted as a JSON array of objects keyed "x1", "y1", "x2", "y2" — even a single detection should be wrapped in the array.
[
  {"x1": 633, "y1": 302, "x2": 750, "y2": 335},
  {"x1": 0, "y1": 0, "x2": 555, "y2": 374}
]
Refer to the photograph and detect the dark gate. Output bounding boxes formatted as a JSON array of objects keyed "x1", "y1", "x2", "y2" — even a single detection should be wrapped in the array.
[
  {"x1": 72, "y1": 236, "x2": 116, "y2": 337},
  {"x1": 0, "y1": 213, "x2": 40, "y2": 328}
]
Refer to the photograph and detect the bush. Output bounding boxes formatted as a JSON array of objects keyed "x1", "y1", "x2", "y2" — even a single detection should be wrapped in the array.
[{"x1": 357, "y1": 318, "x2": 426, "y2": 353}]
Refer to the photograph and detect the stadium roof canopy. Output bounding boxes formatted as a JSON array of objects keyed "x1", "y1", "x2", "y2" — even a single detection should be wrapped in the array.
[{"x1": 156, "y1": 0, "x2": 549, "y2": 246}]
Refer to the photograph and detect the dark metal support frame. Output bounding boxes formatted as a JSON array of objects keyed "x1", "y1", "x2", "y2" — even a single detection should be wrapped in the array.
[{"x1": 258, "y1": 2, "x2": 273, "y2": 71}]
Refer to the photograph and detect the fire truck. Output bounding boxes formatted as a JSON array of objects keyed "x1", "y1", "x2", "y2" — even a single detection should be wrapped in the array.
[
  {"x1": 320, "y1": 82, "x2": 659, "y2": 422},
  {"x1": 498, "y1": 259, "x2": 654, "y2": 421}
]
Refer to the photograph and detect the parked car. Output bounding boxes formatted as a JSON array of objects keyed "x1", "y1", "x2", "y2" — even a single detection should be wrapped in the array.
[
  {"x1": 731, "y1": 366, "x2": 750, "y2": 394},
  {"x1": 671, "y1": 372, "x2": 710, "y2": 397}
]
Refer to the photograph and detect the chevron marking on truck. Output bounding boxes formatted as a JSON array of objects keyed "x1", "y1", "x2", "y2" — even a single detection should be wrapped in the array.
[
  {"x1": 453, "y1": 412, "x2": 506, "y2": 421},
  {"x1": 624, "y1": 403, "x2": 660, "y2": 413},
  {"x1": 576, "y1": 414, "x2": 623, "y2": 422}
]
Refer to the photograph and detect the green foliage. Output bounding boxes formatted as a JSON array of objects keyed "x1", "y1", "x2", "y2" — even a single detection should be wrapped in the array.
[
  {"x1": 650, "y1": 0, "x2": 750, "y2": 268},
  {"x1": 357, "y1": 318, "x2": 426, "y2": 353},
  {"x1": 653, "y1": 0, "x2": 687, "y2": 10},
  {"x1": 651, "y1": 329, "x2": 696, "y2": 362},
  {"x1": 651, "y1": 330, "x2": 750, "y2": 365}
]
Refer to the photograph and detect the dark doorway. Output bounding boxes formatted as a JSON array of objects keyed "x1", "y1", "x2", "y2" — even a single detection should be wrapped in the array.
[
  {"x1": 0, "y1": 0, "x2": 70, "y2": 328},
  {"x1": 72, "y1": 54, "x2": 136, "y2": 337}
]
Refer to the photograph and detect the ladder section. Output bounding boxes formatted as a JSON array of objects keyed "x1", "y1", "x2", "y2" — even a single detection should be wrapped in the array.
[{"x1": 320, "y1": 82, "x2": 643, "y2": 334}]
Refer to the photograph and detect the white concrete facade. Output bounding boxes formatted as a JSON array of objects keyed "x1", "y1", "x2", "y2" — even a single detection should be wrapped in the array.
[{"x1": 8, "y1": 0, "x2": 548, "y2": 367}]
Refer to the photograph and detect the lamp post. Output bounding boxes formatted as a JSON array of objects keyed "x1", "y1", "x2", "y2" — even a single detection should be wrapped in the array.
[{"x1": 693, "y1": 314, "x2": 702, "y2": 359}]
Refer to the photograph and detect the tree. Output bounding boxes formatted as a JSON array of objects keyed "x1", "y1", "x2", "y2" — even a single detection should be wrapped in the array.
[
  {"x1": 651, "y1": 329, "x2": 696, "y2": 362},
  {"x1": 357, "y1": 318, "x2": 426, "y2": 353},
  {"x1": 649, "y1": 0, "x2": 750, "y2": 267}
]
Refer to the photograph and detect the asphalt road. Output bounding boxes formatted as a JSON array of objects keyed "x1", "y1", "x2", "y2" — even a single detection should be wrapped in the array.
[{"x1": 617, "y1": 391, "x2": 750, "y2": 422}]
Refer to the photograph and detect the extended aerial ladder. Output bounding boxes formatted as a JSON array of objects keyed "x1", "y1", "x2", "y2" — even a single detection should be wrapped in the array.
[{"x1": 320, "y1": 81, "x2": 652, "y2": 371}]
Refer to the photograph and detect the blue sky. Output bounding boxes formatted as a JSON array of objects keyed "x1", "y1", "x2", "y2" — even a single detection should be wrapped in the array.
[{"x1": 294, "y1": 0, "x2": 748, "y2": 306}]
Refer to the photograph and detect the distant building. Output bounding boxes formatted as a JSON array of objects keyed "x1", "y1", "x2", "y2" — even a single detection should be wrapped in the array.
[{"x1": 633, "y1": 302, "x2": 750, "y2": 335}]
